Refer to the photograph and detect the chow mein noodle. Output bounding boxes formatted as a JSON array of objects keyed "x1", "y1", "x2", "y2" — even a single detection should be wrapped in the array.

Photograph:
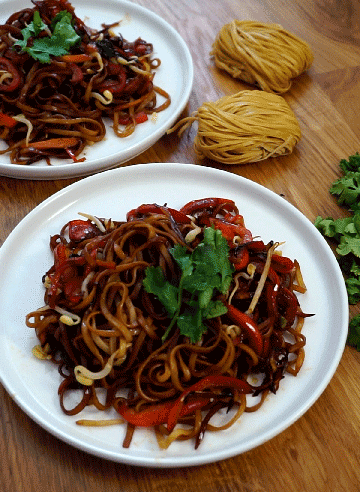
[
  {"x1": 0, "y1": 0, "x2": 170, "y2": 165},
  {"x1": 26, "y1": 197, "x2": 312, "y2": 449}
]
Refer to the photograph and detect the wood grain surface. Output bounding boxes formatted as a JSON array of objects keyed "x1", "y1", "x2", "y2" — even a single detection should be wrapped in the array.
[{"x1": 1, "y1": 0, "x2": 360, "y2": 491}]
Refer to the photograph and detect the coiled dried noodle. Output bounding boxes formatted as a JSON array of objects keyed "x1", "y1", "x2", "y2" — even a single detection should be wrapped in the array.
[
  {"x1": 210, "y1": 20, "x2": 314, "y2": 93},
  {"x1": 168, "y1": 90, "x2": 301, "y2": 165}
]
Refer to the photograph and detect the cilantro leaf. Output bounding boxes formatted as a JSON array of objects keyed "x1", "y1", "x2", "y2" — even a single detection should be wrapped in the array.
[
  {"x1": 14, "y1": 10, "x2": 80, "y2": 64},
  {"x1": 142, "y1": 266, "x2": 179, "y2": 316},
  {"x1": 339, "y1": 152, "x2": 360, "y2": 174},
  {"x1": 143, "y1": 226, "x2": 234, "y2": 343},
  {"x1": 177, "y1": 309, "x2": 207, "y2": 342},
  {"x1": 347, "y1": 314, "x2": 360, "y2": 351},
  {"x1": 315, "y1": 153, "x2": 360, "y2": 347},
  {"x1": 330, "y1": 172, "x2": 360, "y2": 210}
]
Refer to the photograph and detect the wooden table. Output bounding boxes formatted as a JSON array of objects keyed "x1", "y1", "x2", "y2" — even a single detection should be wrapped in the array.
[{"x1": 1, "y1": 0, "x2": 360, "y2": 490}]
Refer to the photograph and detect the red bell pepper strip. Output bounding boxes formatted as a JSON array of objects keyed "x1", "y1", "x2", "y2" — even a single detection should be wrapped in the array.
[
  {"x1": 53, "y1": 243, "x2": 69, "y2": 269},
  {"x1": 180, "y1": 197, "x2": 236, "y2": 216},
  {"x1": 224, "y1": 303, "x2": 263, "y2": 355},
  {"x1": 48, "y1": 256, "x2": 86, "y2": 308},
  {"x1": 27, "y1": 138, "x2": 79, "y2": 150},
  {"x1": 116, "y1": 112, "x2": 149, "y2": 126},
  {"x1": 271, "y1": 255, "x2": 295, "y2": 274},
  {"x1": 65, "y1": 147, "x2": 86, "y2": 163},
  {"x1": 167, "y1": 375, "x2": 253, "y2": 432},
  {"x1": 0, "y1": 112, "x2": 17, "y2": 128},
  {"x1": 207, "y1": 218, "x2": 253, "y2": 243},
  {"x1": 277, "y1": 287, "x2": 299, "y2": 329},
  {"x1": 99, "y1": 68, "x2": 126, "y2": 94},
  {"x1": 262, "y1": 336, "x2": 271, "y2": 358},
  {"x1": 231, "y1": 247, "x2": 250, "y2": 270},
  {"x1": 134, "y1": 112, "x2": 148, "y2": 124},
  {"x1": 126, "y1": 203, "x2": 191, "y2": 224},
  {"x1": 68, "y1": 63, "x2": 84, "y2": 83},
  {"x1": 63, "y1": 276, "x2": 83, "y2": 304},
  {"x1": 115, "y1": 395, "x2": 211, "y2": 427},
  {"x1": 0, "y1": 57, "x2": 21, "y2": 92},
  {"x1": 248, "y1": 240, "x2": 266, "y2": 251},
  {"x1": 68, "y1": 220, "x2": 101, "y2": 243}
]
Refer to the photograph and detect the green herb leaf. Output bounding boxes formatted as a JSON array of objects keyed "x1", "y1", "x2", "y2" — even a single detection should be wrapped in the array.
[
  {"x1": 142, "y1": 266, "x2": 179, "y2": 316},
  {"x1": 14, "y1": 10, "x2": 80, "y2": 63},
  {"x1": 347, "y1": 313, "x2": 360, "y2": 351},
  {"x1": 315, "y1": 153, "x2": 360, "y2": 342},
  {"x1": 339, "y1": 152, "x2": 360, "y2": 174},
  {"x1": 143, "y1": 226, "x2": 234, "y2": 343}
]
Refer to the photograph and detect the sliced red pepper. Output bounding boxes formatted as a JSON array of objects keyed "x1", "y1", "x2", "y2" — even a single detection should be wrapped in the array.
[
  {"x1": 48, "y1": 256, "x2": 86, "y2": 308},
  {"x1": 277, "y1": 287, "x2": 299, "y2": 329},
  {"x1": 115, "y1": 395, "x2": 211, "y2": 427},
  {"x1": 224, "y1": 303, "x2": 263, "y2": 355},
  {"x1": 0, "y1": 112, "x2": 17, "y2": 128},
  {"x1": 223, "y1": 213, "x2": 245, "y2": 226},
  {"x1": 68, "y1": 62, "x2": 84, "y2": 83},
  {"x1": 99, "y1": 68, "x2": 126, "y2": 94},
  {"x1": 134, "y1": 111, "x2": 148, "y2": 124},
  {"x1": 231, "y1": 246, "x2": 250, "y2": 270},
  {"x1": 126, "y1": 204, "x2": 191, "y2": 224},
  {"x1": 248, "y1": 240, "x2": 267, "y2": 251},
  {"x1": 180, "y1": 197, "x2": 236, "y2": 216},
  {"x1": 63, "y1": 276, "x2": 83, "y2": 304},
  {"x1": 271, "y1": 255, "x2": 295, "y2": 274},
  {"x1": 167, "y1": 375, "x2": 253, "y2": 432},
  {"x1": 53, "y1": 243, "x2": 69, "y2": 269},
  {"x1": 250, "y1": 259, "x2": 281, "y2": 286},
  {"x1": 262, "y1": 336, "x2": 271, "y2": 358},
  {"x1": 0, "y1": 57, "x2": 21, "y2": 92},
  {"x1": 65, "y1": 147, "x2": 86, "y2": 163},
  {"x1": 68, "y1": 220, "x2": 101, "y2": 243},
  {"x1": 116, "y1": 112, "x2": 149, "y2": 126},
  {"x1": 207, "y1": 218, "x2": 253, "y2": 244}
]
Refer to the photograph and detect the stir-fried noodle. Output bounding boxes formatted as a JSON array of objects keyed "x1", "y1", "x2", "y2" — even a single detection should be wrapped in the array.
[
  {"x1": 0, "y1": 0, "x2": 170, "y2": 164},
  {"x1": 26, "y1": 198, "x2": 312, "y2": 449}
]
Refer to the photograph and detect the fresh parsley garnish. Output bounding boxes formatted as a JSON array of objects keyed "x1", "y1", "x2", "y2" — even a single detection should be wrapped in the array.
[
  {"x1": 315, "y1": 153, "x2": 360, "y2": 350},
  {"x1": 14, "y1": 10, "x2": 80, "y2": 63},
  {"x1": 143, "y1": 226, "x2": 234, "y2": 343}
]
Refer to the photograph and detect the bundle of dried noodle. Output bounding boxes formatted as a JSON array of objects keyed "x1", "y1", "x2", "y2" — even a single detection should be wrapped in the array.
[
  {"x1": 167, "y1": 90, "x2": 301, "y2": 165},
  {"x1": 210, "y1": 20, "x2": 314, "y2": 93}
]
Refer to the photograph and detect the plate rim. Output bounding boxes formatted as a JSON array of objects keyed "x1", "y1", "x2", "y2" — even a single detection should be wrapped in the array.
[
  {"x1": 0, "y1": 163, "x2": 349, "y2": 467},
  {"x1": 0, "y1": 0, "x2": 194, "y2": 180}
]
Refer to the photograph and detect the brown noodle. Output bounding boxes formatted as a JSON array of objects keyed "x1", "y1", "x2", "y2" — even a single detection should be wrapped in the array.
[
  {"x1": 26, "y1": 198, "x2": 312, "y2": 449},
  {"x1": 0, "y1": 0, "x2": 170, "y2": 165}
]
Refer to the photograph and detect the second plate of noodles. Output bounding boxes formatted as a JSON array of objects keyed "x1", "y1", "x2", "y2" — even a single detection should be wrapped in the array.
[{"x1": 0, "y1": 0, "x2": 193, "y2": 179}]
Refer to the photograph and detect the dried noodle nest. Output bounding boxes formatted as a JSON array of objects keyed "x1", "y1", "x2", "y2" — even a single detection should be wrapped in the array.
[
  {"x1": 210, "y1": 20, "x2": 314, "y2": 93},
  {"x1": 167, "y1": 90, "x2": 301, "y2": 165}
]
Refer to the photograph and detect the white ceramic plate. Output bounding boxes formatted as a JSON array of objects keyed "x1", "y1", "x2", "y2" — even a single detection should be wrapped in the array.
[
  {"x1": 0, "y1": 163, "x2": 348, "y2": 467},
  {"x1": 0, "y1": 1, "x2": 193, "y2": 180}
]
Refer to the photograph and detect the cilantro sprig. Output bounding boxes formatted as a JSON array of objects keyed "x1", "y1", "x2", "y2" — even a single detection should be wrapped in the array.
[
  {"x1": 315, "y1": 152, "x2": 360, "y2": 350},
  {"x1": 143, "y1": 227, "x2": 234, "y2": 343},
  {"x1": 14, "y1": 11, "x2": 80, "y2": 63}
]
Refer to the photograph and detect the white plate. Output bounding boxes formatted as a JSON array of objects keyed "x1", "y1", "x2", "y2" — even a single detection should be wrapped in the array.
[
  {"x1": 0, "y1": 0, "x2": 193, "y2": 180},
  {"x1": 0, "y1": 163, "x2": 348, "y2": 467}
]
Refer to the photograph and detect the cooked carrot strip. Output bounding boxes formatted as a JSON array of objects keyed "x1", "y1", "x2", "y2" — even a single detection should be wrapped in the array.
[{"x1": 28, "y1": 138, "x2": 79, "y2": 149}]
